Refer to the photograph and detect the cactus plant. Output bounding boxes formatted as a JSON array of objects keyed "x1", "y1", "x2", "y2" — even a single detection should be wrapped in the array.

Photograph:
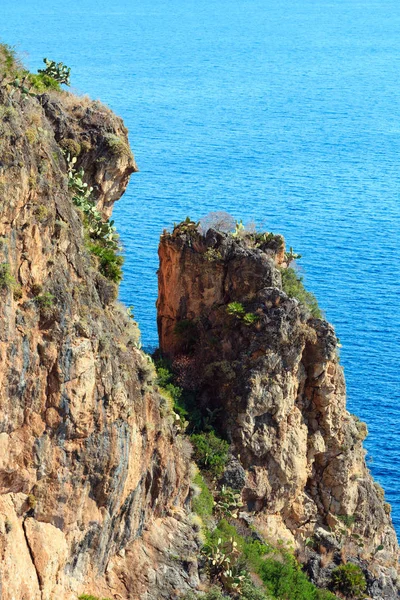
[{"x1": 38, "y1": 58, "x2": 71, "y2": 86}]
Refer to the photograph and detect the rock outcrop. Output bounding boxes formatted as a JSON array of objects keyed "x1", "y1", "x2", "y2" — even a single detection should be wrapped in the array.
[
  {"x1": 157, "y1": 222, "x2": 400, "y2": 598},
  {"x1": 1, "y1": 43, "x2": 399, "y2": 600},
  {"x1": 0, "y1": 49, "x2": 199, "y2": 600}
]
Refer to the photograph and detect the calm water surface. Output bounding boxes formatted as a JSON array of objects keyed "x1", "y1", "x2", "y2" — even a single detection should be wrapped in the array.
[{"x1": 2, "y1": 0, "x2": 400, "y2": 533}]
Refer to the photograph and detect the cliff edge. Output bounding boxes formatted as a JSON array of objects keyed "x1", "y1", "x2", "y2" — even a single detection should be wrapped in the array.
[
  {"x1": 0, "y1": 46, "x2": 199, "y2": 600},
  {"x1": 1, "y1": 43, "x2": 399, "y2": 600}
]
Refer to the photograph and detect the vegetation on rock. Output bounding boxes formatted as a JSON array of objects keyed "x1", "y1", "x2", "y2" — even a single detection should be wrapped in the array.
[
  {"x1": 330, "y1": 564, "x2": 367, "y2": 599},
  {"x1": 192, "y1": 472, "x2": 215, "y2": 520},
  {"x1": 38, "y1": 58, "x2": 71, "y2": 85},
  {"x1": 78, "y1": 595, "x2": 112, "y2": 600},
  {"x1": 190, "y1": 431, "x2": 229, "y2": 479},
  {"x1": 0, "y1": 46, "x2": 69, "y2": 96},
  {"x1": 280, "y1": 266, "x2": 322, "y2": 318},
  {"x1": 66, "y1": 154, "x2": 124, "y2": 282},
  {"x1": 0, "y1": 262, "x2": 15, "y2": 290}
]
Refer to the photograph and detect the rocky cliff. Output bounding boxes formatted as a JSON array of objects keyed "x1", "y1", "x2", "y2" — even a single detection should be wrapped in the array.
[
  {"x1": 1, "y1": 43, "x2": 399, "y2": 600},
  {"x1": 157, "y1": 222, "x2": 400, "y2": 598},
  {"x1": 0, "y1": 47, "x2": 199, "y2": 600}
]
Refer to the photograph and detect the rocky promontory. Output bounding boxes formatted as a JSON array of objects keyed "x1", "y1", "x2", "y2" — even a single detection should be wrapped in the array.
[
  {"x1": 157, "y1": 220, "x2": 400, "y2": 598},
  {"x1": 0, "y1": 43, "x2": 398, "y2": 600}
]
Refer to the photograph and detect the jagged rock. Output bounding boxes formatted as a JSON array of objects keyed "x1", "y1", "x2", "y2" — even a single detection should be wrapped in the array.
[
  {"x1": 157, "y1": 224, "x2": 400, "y2": 598},
  {"x1": 220, "y1": 455, "x2": 246, "y2": 490}
]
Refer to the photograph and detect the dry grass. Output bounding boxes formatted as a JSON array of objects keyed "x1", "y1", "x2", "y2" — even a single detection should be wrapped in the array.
[
  {"x1": 320, "y1": 546, "x2": 334, "y2": 568},
  {"x1": 48, "y1": 89, "x2": 112, "y2": 117},
  {"x1": 340, "y1": 546, "x2": 348, "y2": 564}
]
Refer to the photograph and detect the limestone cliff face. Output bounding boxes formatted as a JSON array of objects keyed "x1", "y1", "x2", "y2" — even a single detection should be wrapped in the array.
[
  {"x1": 0, "y1": 60, "x2": 198, "y2": 599},
  {"x1": 157, "y1": 224, "x2": 400, "y2": 598}
]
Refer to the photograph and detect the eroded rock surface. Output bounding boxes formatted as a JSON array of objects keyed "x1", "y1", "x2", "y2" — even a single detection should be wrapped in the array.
[
  {"x1": 157, "y1": 224, "x2": 400, "y2": 598},
  {"x1": 0, "y1": 54, "x2": 197, "y2": 600}
]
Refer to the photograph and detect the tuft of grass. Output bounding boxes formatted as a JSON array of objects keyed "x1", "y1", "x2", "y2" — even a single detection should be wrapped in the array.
[
  {"x1": 337, "y1": 514, "x2": 356, "y2": 528},
  {"x1": 33, "y1": 292, "x2": 54, "y2": 308},
  {"x1": 0, "y1": 105, "x2": 17, "y2": 122},
  {"x1": 226, "y1": 301, "x2": 245, "y2": 317},
  {"x1": 280, "y1": 267, "x2": 322, "y2": 319},
  {"x1": 78, "y1": 595, "x2": 112, "y2": 600},
  {"x1": 226, "y1": 302, "x2": 259, "y2": 326},
  {"x1": 192, "y1": 472, "x2": 214, "y2": 519},
  {"x1": 60, "y1": 138, "x2": 81, "y2": 156},
  {"x1": 103, "y1": 133, "x2": 131, "y2": 158},
  {"x1": 0, "y1": 263, "x2": 15, "y2": 291}
]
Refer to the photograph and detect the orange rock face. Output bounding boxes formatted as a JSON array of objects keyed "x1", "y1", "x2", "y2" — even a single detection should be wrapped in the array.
[
  {"x1": 157, "y1": 224, "x2": 400, "y2": 597},
  {"x1": 0, "y1": 50, "x2": 197, "y2": 600}
]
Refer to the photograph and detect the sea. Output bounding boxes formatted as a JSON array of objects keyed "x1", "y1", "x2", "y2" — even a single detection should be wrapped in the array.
[{"x1": 1, "y1": 0, "x2": 400, "y2": 535}]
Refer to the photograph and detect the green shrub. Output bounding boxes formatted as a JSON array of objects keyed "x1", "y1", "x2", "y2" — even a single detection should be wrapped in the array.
[
  {"x1": 192, "y1": 472, "x2": 214, "y2": 519},
  {"x1": 226, "y1": 302, "x2": 258, "y2": 326},
  {"x1": 241, "y1": 581, "x2": 271, "y2": 599},
  {"x1": 337, "y1": 514, "x2": 356, "y2": 528},
  {"x1": 88, "y1": 242, "x2": 123, "y2": 283},
  {"x1": 226, "y1": 302, "x2": 245, "y2": 317},
  {"x1": 259, "y1": 554, "x2": 322, "y2": 599},
  {"x1": 154, "y1": 358, "x2": 188, "y2": 420},
  {"x1": 155, "y1": 362, "x2": 174, "y2": 388},
  {"x1": 13, "y1": 284, "x2": 22, "y2": 300},
  {"x1": 280, "y1": 267, "x2": 322, "y2": 319},
  {"x1": 33, "y1": 292, "x2": 54, "y2": 308},
  {"x1": 242, "y1": 312, "x2": 259, "y2": 326},
  {"x1": 331, "y1": 563, "x2": 367, "y2": 599},
  {"x1": 205, "y1": 520, "x2": 337, "y2": 600},
  {"x1": 190, "y1": 431, "x2": 229, "y2": 478},
  {"x1": 0, "y1": 263, "x2": 15, "y2": 290},
  {"x1": 27, "y1": 72, "x2": 60, "y2": 92}
]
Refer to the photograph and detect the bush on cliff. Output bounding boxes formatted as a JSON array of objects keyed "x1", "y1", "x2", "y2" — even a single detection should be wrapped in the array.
[
  {"x1": 330, "y1": 563, "x2": 366, "y2": 599},
  {"x1": 154, "y1": 357, "x2": 189, "y2": 420},
  {"x1": 191, "y1": 431, "x2": 229, "y2": 479},
  {"x1": 203, "y1": 520, "x2": 338, "y2": 600},
  {"x1": 88, "y1": 242, "x2": 124, "y2": 283},
  {"x1": 280, "y1": 267, "x2": 322, "y2": 319}
]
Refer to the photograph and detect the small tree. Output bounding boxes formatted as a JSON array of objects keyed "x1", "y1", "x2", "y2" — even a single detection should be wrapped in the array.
[{"x1": 199, "y1": 211, "x2": 236, "y2": 235}]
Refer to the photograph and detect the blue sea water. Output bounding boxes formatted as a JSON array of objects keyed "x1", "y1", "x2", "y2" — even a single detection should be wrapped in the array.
[{"x1": 2, "y1": 0, "x2": 400, "y2": 535}]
